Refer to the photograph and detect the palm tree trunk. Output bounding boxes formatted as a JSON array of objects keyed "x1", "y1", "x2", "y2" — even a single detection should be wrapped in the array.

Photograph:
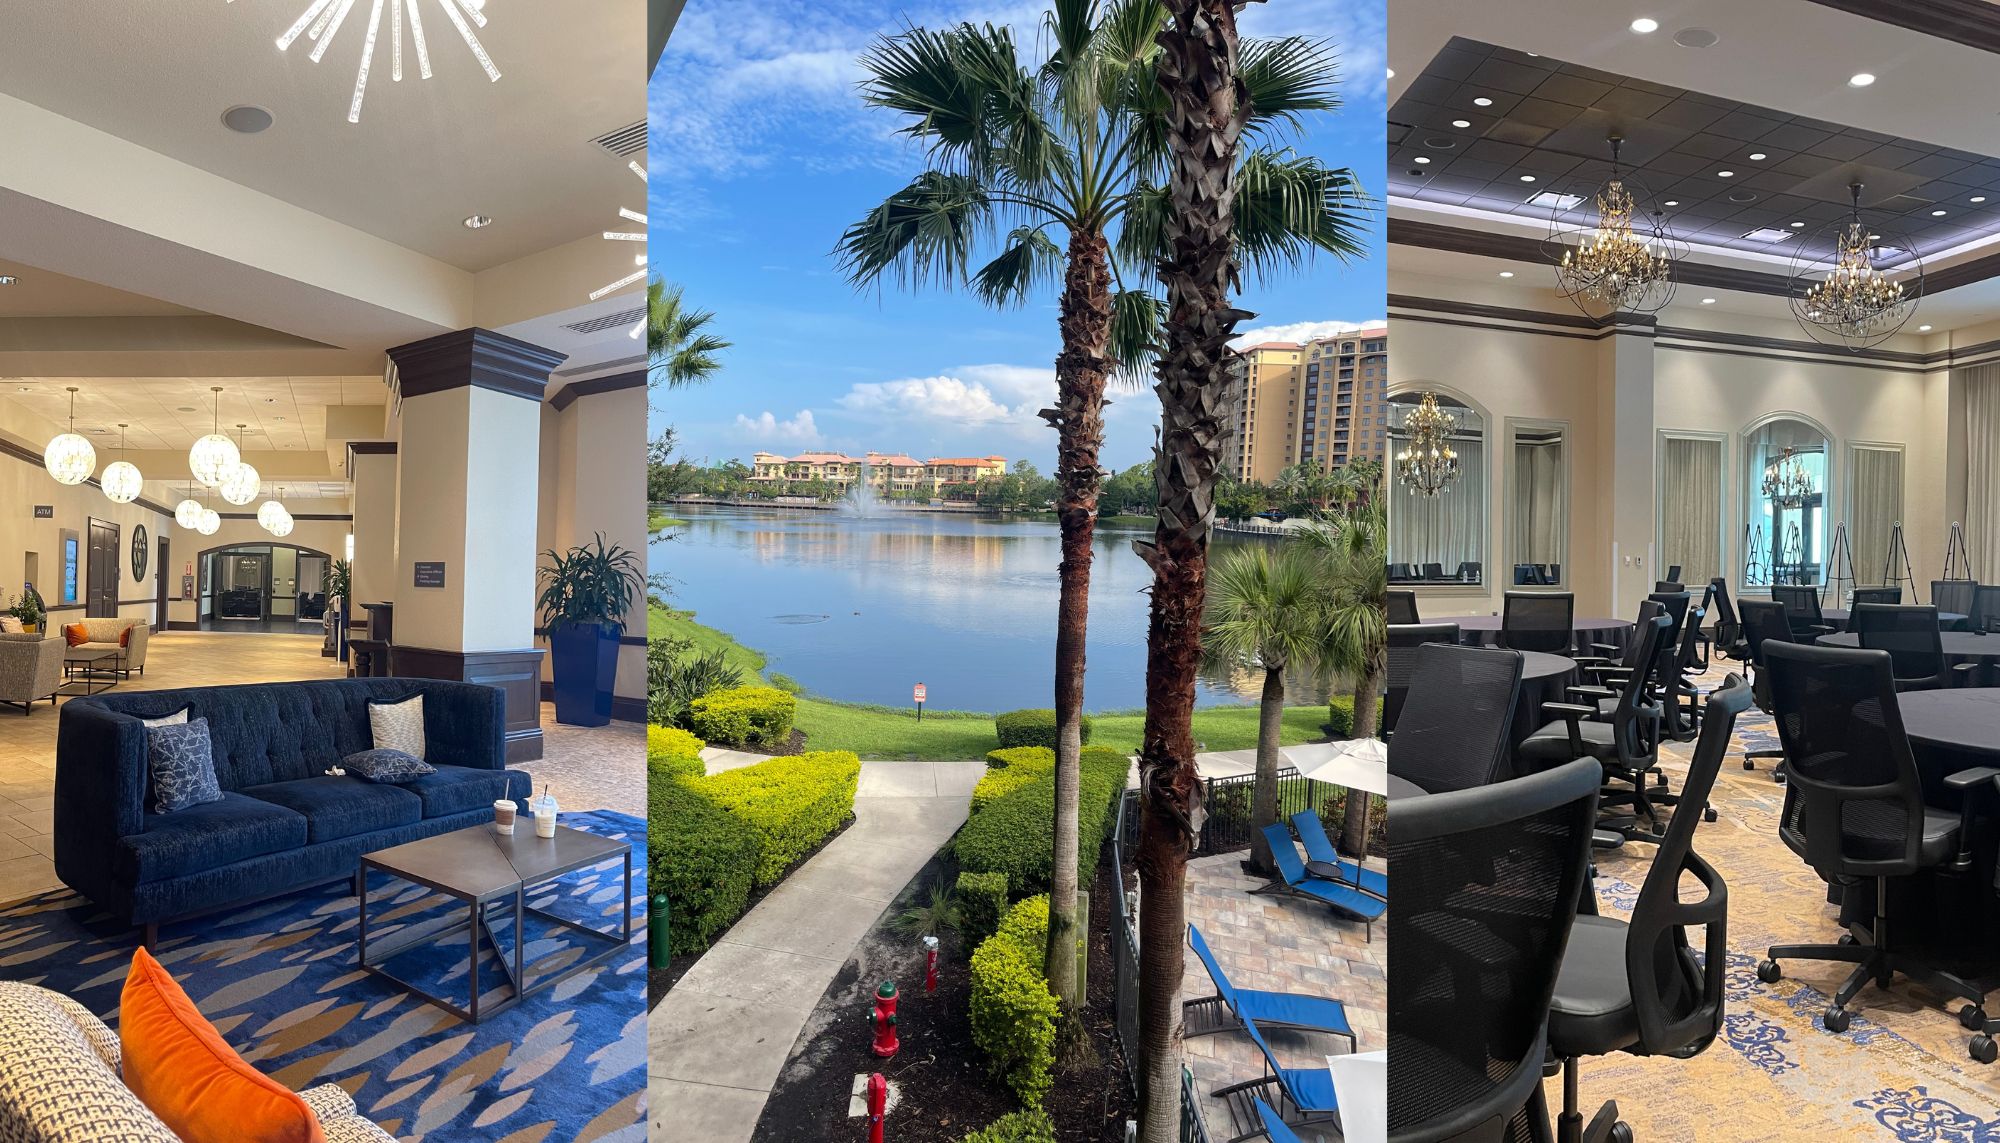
[
  {"x1": 1341, "y1": 647, "x2": 1385, "y2": 858},
  {"x1": 1045, "y1": 227, "x2": 1115, "y2": 1008},
  {"x1": 1249, "y1": 665, "x2": 1285, "y2": 875},
  {"x1": 1138, "y1": 3, "x2": 1250, "y2": 1139}
]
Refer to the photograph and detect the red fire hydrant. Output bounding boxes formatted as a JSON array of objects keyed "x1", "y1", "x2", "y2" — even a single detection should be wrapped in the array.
[
  {"x1": 923, "y1": 935, "x2": 939, "y2": 996},
  {"x1": 870, "y1": 980, "x2": 899, "y2": 1058},
  {"x1": 866, "y1": 1072, "x2": 888, "y2": 1143}
]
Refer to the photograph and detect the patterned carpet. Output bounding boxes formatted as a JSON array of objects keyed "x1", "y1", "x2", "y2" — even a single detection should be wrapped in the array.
[
  {"x1": 0, "y1": 810, "x2": 647, "y2": 1143},
  {"x1": 1569, "y1": 666, "x2": 2000, "y2": 1140}
]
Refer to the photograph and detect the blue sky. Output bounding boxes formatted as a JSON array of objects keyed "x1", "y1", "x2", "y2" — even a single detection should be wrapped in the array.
[{"x1": 646, "y1": 0, "x2": 1386, "y2": 473}]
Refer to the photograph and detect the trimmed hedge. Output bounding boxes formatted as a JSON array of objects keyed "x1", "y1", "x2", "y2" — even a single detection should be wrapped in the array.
[
  {"x1": 968, "y1": 895, "x2": 1059, "y2": 1106},
  {"x1": 689, "y1": 684, "x2": 797, "y2": 748},
  {"x1": 955, "y1": 746, "x2": 1128, "y2": 895},
  {"x1": 699, "y1": 751, "x2": 860, "y2": 886},
  {"x1": 971, "y1": 747, "x2": 1057, "y2": 814},
  {"x1": 959, "y1": 1110, "x2": 1057, "y2": 1143},
  {"x1": 1326, "y1": 694, "x2": 1383, "y2": 739},
  {"x1": 649, "y1": 777, "x2": 756, "y2": 956},
  {"x1": 647, "y1": 725, "x2": 706, "y2": 781},
  {"x1": 957, "y1": 871, "x2": 1009, "y2": 949},
  {"x1": 994, "y1": 708, "x2": 1092, "y2": 750}
]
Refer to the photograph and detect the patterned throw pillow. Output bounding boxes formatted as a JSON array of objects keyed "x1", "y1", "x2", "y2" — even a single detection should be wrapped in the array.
[
  {"x1": 147, "y1": 718, "x2": 222, "y2": 815},
  {"x1": 342, "y1": 748, "x2": 436, "y2": 784},
  {"x1": 367, "y1": 695, "x2": 426, "y2": 761}
]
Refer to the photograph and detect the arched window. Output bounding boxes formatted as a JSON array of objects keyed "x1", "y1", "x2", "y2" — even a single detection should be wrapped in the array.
[
  {"x1": 1387, "y1": 389, "x2": 1487, "y2": 586},
  {"x1": 1742, "y1": 417, "x2": 1832, "y2": 589}
]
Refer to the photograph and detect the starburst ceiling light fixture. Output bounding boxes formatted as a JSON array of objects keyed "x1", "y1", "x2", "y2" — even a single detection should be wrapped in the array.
[
  {"x1": 190, "y1": 387, "x2": 241, "y2": 488},
  {"x1": 220, "y1": 424, "x2": 263, "y2": 506},
  {"x1": 100, "y1": 424, "x2": 143, "y2": 504},
  {"x1": 42, "y1": 386, "x2": 96, "y2": 486},
  {"x1": 1545, "y1": 135, "x2": 1683, "y2": 317},
  {"x1": 1789, "y1": 182, "x2": 1922, "y2": 351},
  {"x1": 1761, "y1": 446, "x2": 1816, "y2": 509},
  {"x1": 595, "y1": 159, "x2": 649, "y2": 337},
  {"x1": 235, "y1": 0, "x2": 502, "y2": 124},
  {"x1": 1394, "y1": 393, "x2": 1462, "y2": 498}
]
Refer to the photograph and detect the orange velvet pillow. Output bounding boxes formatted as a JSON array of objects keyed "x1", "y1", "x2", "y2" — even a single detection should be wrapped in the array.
[
  {"x1": 120, "y1": 626, "x2": 131, "y2": 647},
  {"x1": 63, "y1": 623, "x2": 88, "y2": 647},
  {"x1": 121, "y1": 947, "x2": 325, "y2": 1143}
]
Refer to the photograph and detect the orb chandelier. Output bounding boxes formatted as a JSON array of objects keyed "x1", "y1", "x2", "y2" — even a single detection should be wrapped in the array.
[
  {"x1": 1789, "y1": 182, "x2": 1921, "y2": 351},
  {"x1": 189, "y1": 387, "x2": 240, "y2": 488},
  {"x1": 100, "y1": 423, "x2": 143, "y2": 504},
  {"x1": 219, "y1": 424, "x2": 261, "y2": 506},
  {"x1": 196, "y1": 508, "x2": 222, "y2": 537},
  {"x1": 42, "y1": 387, "x2": 96, "y2": 486},
  {"x1": 174, "y1": 481, "x2": 205, "y2": 531},
  {"x1": 1761, "y1": 447, "x2": 1816, "y2": 510},
  {"x1": 257, "y1": 499, "x2": 294, "y2": 537},
  {"x1": 1545, "y1": 136, "x2": 1682, "y2": 317},
  {"x1": 1394, "y1": 392, "x2": 1462, "y2": 498},
  {"x1": 247, "y1": 0, "x2": 503, "y2": 124}
]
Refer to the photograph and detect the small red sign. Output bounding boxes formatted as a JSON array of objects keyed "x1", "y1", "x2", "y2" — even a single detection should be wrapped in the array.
[{"x1": 913, "y1": 684, "x2": 927, "y2": 703}]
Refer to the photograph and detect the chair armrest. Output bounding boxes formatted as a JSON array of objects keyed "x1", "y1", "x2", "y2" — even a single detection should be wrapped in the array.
[
  {"x1": 1952, "y1": 663, "x2": 1979, "y2": 687},
  {"x1": 1944, "y1": 767, "x2": 2000, "y2": 870},
  {"x1": 1542, "y1": 701, "x2": 1596, "y2": 755},
  {"x1": 1567, "y1": 685, "x2": 1615, "y2": 700},
  {"x1": 1589, "y1": 642, "x2": 1622, "y2": 657},
  {"x1": 418, "y1": 682, "x2": 508, "y2": 770}
]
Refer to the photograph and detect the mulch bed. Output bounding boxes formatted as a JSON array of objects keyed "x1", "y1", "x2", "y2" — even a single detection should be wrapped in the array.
[{"x1": 752, "y1": 851, "x2": 1136, "y2": 1142}]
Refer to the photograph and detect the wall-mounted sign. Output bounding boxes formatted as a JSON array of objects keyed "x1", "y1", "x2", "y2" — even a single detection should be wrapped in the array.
[
  {"x1": 33, "y1": 505, "x2": 53, "y2": 519},
  {"x1": 413, "y1": 562, "x2": 447, "y2": 589}
]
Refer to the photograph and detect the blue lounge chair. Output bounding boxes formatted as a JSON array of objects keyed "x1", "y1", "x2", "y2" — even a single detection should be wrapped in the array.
[
  {"x1": 1252, "y1": 1099, "x2": 1306, "y2": 1143},
  {"x1": 1256, "y1": 824, "x2": 1387, "y2": 941},
  {"x1": 1184, "y1": 924, "x2": 1357, "y2": 1053},
  {"x1": 1291, "y1": 809, "x2": 1387, "y2": 900},
  {"x1": 1213, "y1": 1016, "x2": 1341, "y2": 1143}
]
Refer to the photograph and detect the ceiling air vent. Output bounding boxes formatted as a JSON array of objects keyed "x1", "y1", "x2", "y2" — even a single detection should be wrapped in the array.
[
  {"x1": 592, "y1": 121, "x2": 647, "y2": 158},
  {"x1": 563, "y1": 307, "x2": 647, "y2": 336}
]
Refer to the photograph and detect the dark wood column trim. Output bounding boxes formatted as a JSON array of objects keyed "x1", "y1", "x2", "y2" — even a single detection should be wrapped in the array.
[
  {"x1": 388, "y1": 328, "x2": 568, "y2": 403},
  {"x1": 389, "y1": 646, "x2": 547, "y2": 762},
  {"x1": 1801, "y1": 0, "x2": 2000, "y2": 55},
  {"x1": 548, "y1": 370, "x2": 646, "y2": 412},
  {"x1": 345, "y1": 440, "x2": 397, "y2": 480}
]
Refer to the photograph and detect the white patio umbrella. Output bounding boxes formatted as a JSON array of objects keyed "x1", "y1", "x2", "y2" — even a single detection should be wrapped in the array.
[
  {"x1": 1327, "y1": 1051, "x2": 1386, "y2": 1143},
  {"x1": 1281, "y1": 738, "x2": 1388, "y2": 796}
]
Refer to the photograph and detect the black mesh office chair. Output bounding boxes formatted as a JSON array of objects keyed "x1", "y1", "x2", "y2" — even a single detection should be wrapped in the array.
[
  {"x1": 1754, "y1": 641, "x2": 1990, "y2": 1033},
  {"x1": 1850, "y1": 603, "x2": 1969, "y2": 691},
  {"x1": 1770, "y1": 584, "x2": 1836, "y2": 642},
  {"x1": 1547, "y1": 678, "x2": 1751, "y2": 1143},
  {"x1": 1933, "y1": 579, "x2": 1978, "y2": 622},
  {"x1": 1851, "y1": 586, "x2": 1902, "y2": 607},
  {"x1": 1707, "y1": 578, "x2": 1748, "y2": 662},
  {"x1": 1423, "y1": 562, "x2": 1447, "y2": 580},
  {"x1": 1738, "y1": 600, "x2": 1793, "y2": 779},
  {"x1": 1458, "y1": 561, "x2": 1482, "y2": 582},
  {"x1": 1387, "y1": 642, "x2": 1524, "y2": 795},
  {"x1": 1653, "y1": 580, "x2": 1684, "y2": 593},
  {"x1": 1662, "y1": 604, "x2": 1709, "y2": 741},
  {"x1": 1385, "y1": 623, "x2": 1460, "y2": 736},
  {"x1": 1387, "y1": 589, "x2": 1421, "y2": 625},
  {"x1": 1664, "y1": 564, "x2": 1682, "y2": 584},
  {"x1": 1388, "y1": 758, "x2": 1600, "y2": 1143},
  {"x1": 1973, "y1": 586, "x2": 2000, "y2": 634},
  {"x1": 1390, "y1": 563, "x2": 1417, "y2": 581},
  {"x1": 1502, "y1": 591, "x2": 1576, "y2": 654}
]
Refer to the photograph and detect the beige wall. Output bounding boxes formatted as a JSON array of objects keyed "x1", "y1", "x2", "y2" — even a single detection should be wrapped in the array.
[
  {"x1": 541, "y1": 380, "x2": 648, "y2": 707},
  {"x1": 160, "y1": 516, "x2": 353, "y2": 628}
]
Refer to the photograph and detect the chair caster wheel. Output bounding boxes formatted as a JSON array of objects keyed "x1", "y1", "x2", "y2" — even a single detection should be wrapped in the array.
[
  {"x1": 1651, "y1": 821, "x2": 1666, "y2": 837},
  {"x1": 1609, "y1": 1123, "x2": 1634, "y2": 1143},
  {"x1": 1824, "y1": 1006, "x2": 1852, "y2": 1033},
  {"x1": 1961, "y1": 1004, "x2": 1986, "y2": 1031},
  {"x1": 1703, "y1": 807, "x2": 1718, "y2": 823},
  {"x1": 1742, "y1": 759, "x2": 1754, "y2": 770},
  {"x1": 1756, "y1": 959, "x2": 1782, "y2": 984},
  {"x1": 1972, "y1": 1035, "x2": 1998, "y2": 1064},
  {"x1": 1838, "y1": 933, "x2": 1858, "y2": 947}
]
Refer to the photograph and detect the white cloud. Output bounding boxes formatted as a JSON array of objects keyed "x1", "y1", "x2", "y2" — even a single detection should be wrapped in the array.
[
  {"x1": 1231, "y1": 318, "x2": 1388, "y2": 348},
  {"x1": 837, "y1": 375, "x2": 1021, "y2": 427},
  {"x1": 732, "y1": 409, "x2": 822, "y2": 444}
]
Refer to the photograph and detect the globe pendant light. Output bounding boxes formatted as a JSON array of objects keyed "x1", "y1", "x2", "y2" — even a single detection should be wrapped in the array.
[
  {"x1": 174, "y1": 481, "x2": 204, "y2": 530},
  {"x1": 42, "y1": 386, "x2": 96, "y2": 486},
  {"x1": 189, "y1": 386, "x2": 240, "y2": 488},
  {"x1": 100, "y1": 423, "x2": 144, "y2": 504},
  {"x1": 219, "y1": 423, "x2": 261, "y2": 506},
  {"x1": 260, "y1": 500, "x2": 295, "y2": 538},
  {"x1": 196, "y1": 507, "x2": 221, "y2": 536}
]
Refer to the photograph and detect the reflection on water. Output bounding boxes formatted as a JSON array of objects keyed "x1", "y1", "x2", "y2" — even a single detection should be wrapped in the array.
[{"x1": 653, "y1": 505, "x2": 1342, "y2": 711}]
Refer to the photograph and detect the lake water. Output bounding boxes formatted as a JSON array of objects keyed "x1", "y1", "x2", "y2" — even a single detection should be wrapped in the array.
[{"x1": 652, "y1": 504, "x2": 1339, "y2": 712}]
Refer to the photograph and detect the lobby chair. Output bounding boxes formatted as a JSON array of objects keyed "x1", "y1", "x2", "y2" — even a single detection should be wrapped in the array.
[
  {"x1": 1387, "y1": 758, "x2": 1600, "y2": 1143},
  {"x1": 1707, "y1": 578, "x2": 1749, "y2": 662},
  {"x1": 1388, "y1": 642, "x2": 1523, "y2": 794},
  {"x1": 1850, "y1": 603, "x2": 1969, "y2": 691},
  {"x1": 1547, "y1": 678, "x2": 1751, "y2": 1143},
  {"x1": 1755, "y1": 640, "x2": 1989, "y2": 1033},
  {"x1": 1385, "y1": 623, "x2": 1459, "y2": 735},
  {"x1": 1387, "y1": 589, "x2": 1421, "y2": 625},
  {"x1": 1502, "y1": 591, "x2": 1576, "y2": 654},
  {"x1": 1770, "y1": 584, "x2": 1836, "y2": 643},
  {"x1": 1738, "y1": 600, "x2": 1795, "y2": 778},
  {"x1": 1933, "y1": 579, "x2": 1978, "y2": 624},
  {"x1": 0, "y1": 635, "x2": 62, "y2": 715},
  {"x1": 1851, "y1": 586, "x2": 1902, "y2": 607}
]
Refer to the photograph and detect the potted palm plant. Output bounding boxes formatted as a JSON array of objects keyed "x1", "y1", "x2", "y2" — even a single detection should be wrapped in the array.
[
  {"x1": 7, "y1": 590, "x2": 43, "y2": 634},
  {"x1": 538, "y1": 534, "x2": 645, "y2": 726}
]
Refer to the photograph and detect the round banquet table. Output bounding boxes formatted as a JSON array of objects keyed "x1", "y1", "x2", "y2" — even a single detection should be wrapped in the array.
[
  {"x1": 1821, "y1": 608, "x2": 1966, "y2": 628},
  {"x1": 1441, "y1": 615, "x2": 1635, "y2": 658},
  {"x1": 1819, "y1": 630, "x2": 2000, "y2": 663},
  {"x1": 1387, "y1": 773, "x2": 1429, "y2": 800}
]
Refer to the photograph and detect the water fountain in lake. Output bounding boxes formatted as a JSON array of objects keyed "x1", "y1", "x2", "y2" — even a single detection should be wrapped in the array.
[{"x1": 837, "y1": 463, "x2": 880, "y2": 517}]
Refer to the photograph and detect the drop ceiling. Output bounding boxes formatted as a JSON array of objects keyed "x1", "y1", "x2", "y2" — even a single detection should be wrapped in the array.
[{"x1": 3, "y1": 377, "x2": 382, "y2": 451}]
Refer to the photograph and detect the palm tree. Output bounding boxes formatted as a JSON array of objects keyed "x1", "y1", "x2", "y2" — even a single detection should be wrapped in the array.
[
  {"x1": 839, "y1": 0, "x2": 1363, "y2": 1018},
  {"x1": 1134, "y1": 2, "x2": 1368, "y2": 1137},
  {"x1": 1202, "y1": 543, "x2": 1327, "y2": 874},
  {"x1": 1297, "y1": 487, "x2": 1389, "y2": 854},
  {"x1": 647, "y1": 277, "x2": 730, "y2": 389}
]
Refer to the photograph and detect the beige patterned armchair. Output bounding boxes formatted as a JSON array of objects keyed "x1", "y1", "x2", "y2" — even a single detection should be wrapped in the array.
[{"x1": 0, "y1": 634, "x2": 61, "y2": 715}]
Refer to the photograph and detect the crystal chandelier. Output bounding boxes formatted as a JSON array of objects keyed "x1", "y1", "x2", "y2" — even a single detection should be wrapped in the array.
[
  {"x1": 219, "y1": 425, "x2": 262, "y2": 506},
  {"x1": 190, "y1": 388, "x2": 241, "y2": 488},
  {"x1": 42, "y1": 387, "x2": 96, "y2": 486},
  {"x1": 1761, "y1": 447, "x2": 1815, "y2": 510},
  {"x1": 1790, "y1": 183, "x2": 1921, "y2": 351},
  {"x1": 237, "y1": 0, "x2": 502, "y2": 124},
  {"x1": 1547, "y1": 137, "x2": 1681, "y2": 317},
  {"x1": 1394, "y1": 392, "x2": 1461, "y2": 498},
  {"x1": 100, "y1": 423, "x2": 143, "y2": 504}
]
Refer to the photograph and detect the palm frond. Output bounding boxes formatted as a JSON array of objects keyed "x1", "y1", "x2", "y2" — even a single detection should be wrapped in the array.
[
  {"x1": 1112, "y1": 180, "x2": 1170, "y2": 269},
  {"x1": 835, "y1": 171, "x2": 996, "y2": 292},
  {"x1": 972, "y1": 226, "x2": 1066, "y2": 308},
  {"x1": 1241, "y1": 36, "x2": 1341, "y2": 136},
  {"x1": 1236, "y1": 149, "x2": 1373, "y2": 279},
  {"x1": 948, "y1": 22, "x2": 1063, "y2": 191},
  {"x1": 647, "y1": 278, "x2": 731, "y2": 389},
  {"x1": 859, "y1": 25, "x2": 991, "y2": 164},
  {"x1": 1108, "y1": 288, "x2": 1164, "y2": 385}
]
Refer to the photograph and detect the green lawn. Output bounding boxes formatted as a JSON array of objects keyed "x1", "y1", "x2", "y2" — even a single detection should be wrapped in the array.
[
  {"x1": 648, "y1": 511, "x2": 689, "y2": 533},
  {"x1": 650, "y1": 604, "x2": 766, "y2": 676}
]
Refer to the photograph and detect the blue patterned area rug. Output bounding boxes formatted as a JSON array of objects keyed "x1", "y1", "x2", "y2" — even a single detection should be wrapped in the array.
[{"x1": 0, "y1": 810, "x2": 647, "y2": 1143}]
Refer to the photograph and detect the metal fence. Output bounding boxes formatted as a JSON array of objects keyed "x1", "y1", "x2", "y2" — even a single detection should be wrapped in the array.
[{"x1": 1196, "y1": 767, "x2": 1339, "y2": 855}]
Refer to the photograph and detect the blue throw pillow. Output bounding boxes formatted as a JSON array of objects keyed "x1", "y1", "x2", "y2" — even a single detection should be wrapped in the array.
[
  {"x1": 147, "y1": 718, "x2": 222, "y2": 815},
  {"x1": 344, "y1": 748, "x2": 437, "y2": 784}
]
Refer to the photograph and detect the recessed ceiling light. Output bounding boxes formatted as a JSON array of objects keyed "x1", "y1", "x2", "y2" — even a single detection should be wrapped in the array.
[
  {"x1": 0, "y1": 275, "x2": 14, "y2": 286},
  {"x1": 463, "y1": 214, "x2": 493, "y2": 229},
  {"x1": 1932, "y1": 209, "x2": 1948, "y2": 217},
  {"x1": 1749, "y1": 153, "x2": 1767, "y2": 161},
  {"x1": 1919, "y1": 324, "x2": 1933, "y2": 332},
  {"x1": 1974, "y1": 196, "x2": 1989, "y2": 204},
  {"x1": 1717, "y1": 170, "x2": 1735, "y2": 178},
  {"x1": 1474, "y1": 97, "x2": 1494, "y2": 107},
  {"x1": 1701, "y1": 298, "x2": 1716, "y2": 304},
  {"x1": 1790, "y1": 221, "x2": 1805, "y2": 227},
  {"x1": 1631, "y1": 17, "x2": 1659, "y2": 33},
  {"x1": 1519, "y1": 174, "x2": 1537, "y2": 182},
  {"x1": 1499, "y1": 271, "x2": 1515, "y2": 278},
  {"x1": 1742, "y1": 227, "x2": 1794, "y2": 242},
  {"x1": 221, "y1": 105, "x2": 274, "y2": 134},
  {"x1": 1674, "y1": 27, "x2": 1720, "y2": 48},
  {"x1": 1664, "y1": 199, "x2": 1680, "y2": 207},
  {"x1": 1848, "y1": 72, "x2": 1876, "y2": 87},
  {"x1": 1528, "y1": 190, "x2": 1585, "y2": 210},
  {"x1": 1451, "y1": 119, "x2": 1471, "y2": 128},
  {"x1": 1413, "y1": 156, "x2": 1431, "y2": 164}
]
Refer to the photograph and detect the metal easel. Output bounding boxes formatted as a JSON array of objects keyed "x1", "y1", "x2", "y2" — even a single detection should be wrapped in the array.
[
  {"x1": 1943, "y1": 522, "x2": 1976, "y2": 583},
  {"x1": 1826, "y1": 522, "x2": 1856, "y2": 608},
  {"x1": 1881, "y1": 522, "x2": 1917, "y2": 601}
]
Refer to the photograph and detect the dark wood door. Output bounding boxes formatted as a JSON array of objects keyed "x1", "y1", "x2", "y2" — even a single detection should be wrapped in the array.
[
  {"x1": 155, "y1": 536, "x2": 170, "y2": 628},
  {"x1": 86, "y1": 520, "x2": 119, "y2": 619}
]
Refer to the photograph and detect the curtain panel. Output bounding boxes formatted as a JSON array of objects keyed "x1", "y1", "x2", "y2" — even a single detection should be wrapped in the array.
[{"x1": 1659, "y1": 435, "x2": 1723, "y2": 587}]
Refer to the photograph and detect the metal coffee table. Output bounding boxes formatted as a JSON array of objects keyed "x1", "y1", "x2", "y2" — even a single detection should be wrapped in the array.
[
  {"x1": 357, "y1": 823, "x2": 632, "y2": 1022},
  {"x1": 59, "y1": 647, "x2": 124, "y2": 696}
]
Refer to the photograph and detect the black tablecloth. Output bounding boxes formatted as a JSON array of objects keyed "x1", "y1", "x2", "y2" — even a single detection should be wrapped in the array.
[
  {"x1": 1507, "y1": 651, "x2": 1581, "y2": 763},
  {"x1": 1821, "y1": 609, "x2": 1967, "y2": 629},
  {"x1": 1387, "y1": 774, "x2": 1429, "y2": 800},
  {"x1": 1820, "y1": 630, "x2": 2000, "y2": 662},
  {"x1": 1441, "y1": 616, "x2": 1635, "y2": 657}
]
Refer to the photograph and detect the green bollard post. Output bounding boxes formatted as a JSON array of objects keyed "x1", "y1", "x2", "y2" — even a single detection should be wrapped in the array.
[{"x1": 649, "y1": 893, "x2": 671, "y2": 970}]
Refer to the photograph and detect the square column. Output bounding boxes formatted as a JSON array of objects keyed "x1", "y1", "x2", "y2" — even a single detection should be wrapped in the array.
[
  {"x1": 346, "y1": 441, "x2": 398, "y2": 619},
  {"x1": 1593, "y1": 324, "x2": 1658, "y2": 620},
  {"x1": 386, "y1": 328, "x2": 567, "y2": 762}
]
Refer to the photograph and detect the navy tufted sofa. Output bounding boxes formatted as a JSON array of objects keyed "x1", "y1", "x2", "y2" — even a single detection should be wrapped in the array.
[{"x1": 54, "y1": 677, "x2": 533, "y2": 944}]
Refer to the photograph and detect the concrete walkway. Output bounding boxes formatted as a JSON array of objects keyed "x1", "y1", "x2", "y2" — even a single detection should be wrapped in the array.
[{"x1": 649, "y1": 758, "x2": 985, "y2": 1143}]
